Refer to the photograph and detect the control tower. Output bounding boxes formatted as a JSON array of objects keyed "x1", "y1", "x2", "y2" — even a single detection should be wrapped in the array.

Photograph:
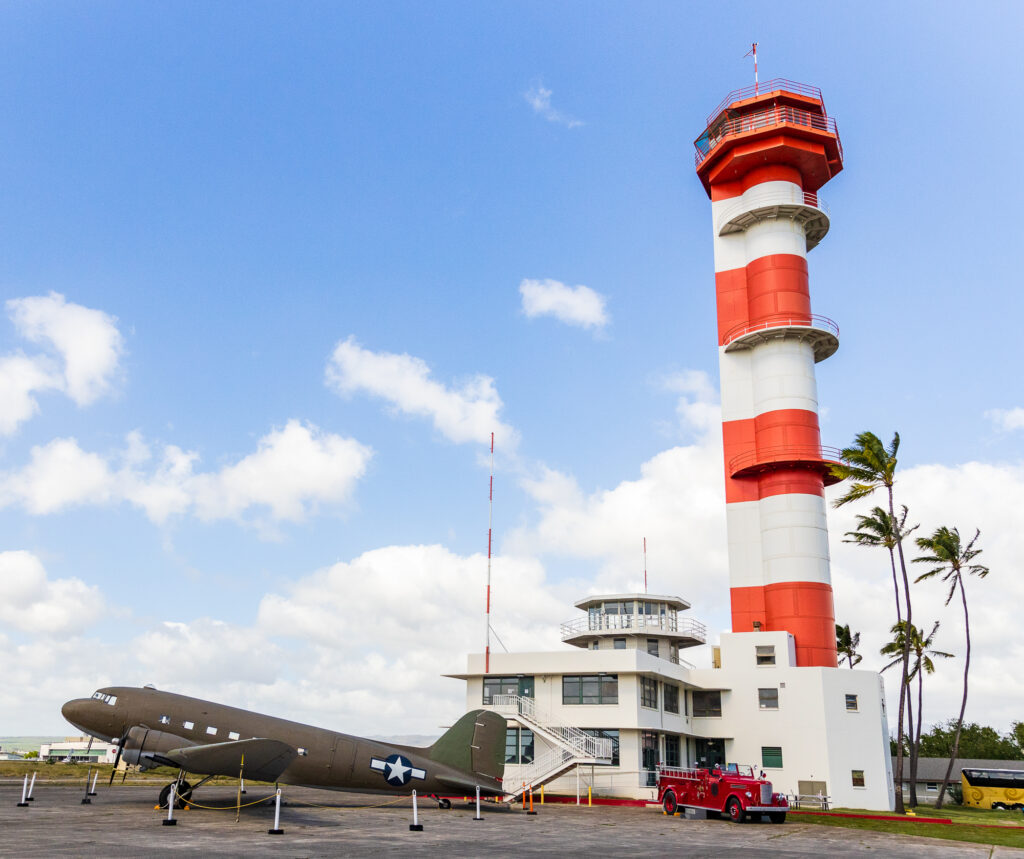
[{"x1": 694, "y1": 80, "x2": 844, "y2": 668}]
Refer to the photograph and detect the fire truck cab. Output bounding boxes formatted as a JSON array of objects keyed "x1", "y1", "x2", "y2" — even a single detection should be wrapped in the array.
[{"x1": 656, "y1": 763, "x2": 789, "y2": 823}]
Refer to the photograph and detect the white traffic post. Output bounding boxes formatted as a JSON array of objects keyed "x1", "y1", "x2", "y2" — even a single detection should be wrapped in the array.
[
  {"x1": 81, "y1": 767, "x2": 93, "y2": 804},
  {"x1": 89, "y1": 770, "x2": 99, "y2": 796},
  {"x1": 240, "y1": 775, "x2": 246, "y2": 795},
  {"x1": 17, "y1": 774, "x2": 29, "y2": 807},
  {"x1": 27, "y1": 772, "x2": 37, "y2": 802},
  {"x1": 409, "y1": 789, "x2": 423, "y2": 831},
  {"x1": 474, "y1": 785, "x2": 482, "y2": 821},
  {"x1": 163, "y1": 780, "x2": 178, "y2": 826},
  {"x1": 268, "y1": 788, "x2": 284, "y2": 835}
]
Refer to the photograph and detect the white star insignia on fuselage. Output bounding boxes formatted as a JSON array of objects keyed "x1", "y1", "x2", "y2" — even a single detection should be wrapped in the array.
[{"x1": 369, "y1": 753, "x2": 426, "y2": 787}]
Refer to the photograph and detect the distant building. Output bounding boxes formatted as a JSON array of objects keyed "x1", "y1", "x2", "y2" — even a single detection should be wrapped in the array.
[
  {"x1": 0, "y1": 747, "x2": 25, "y2": 761},
  {"x1": 39, "y1": 738, "x2": 118, "y2": 764},
  {"x1": 448, "y1": 592, "x2": 892, "y2": 809},
  {"x1": 895, "y1": 757, "x2": 1024, "y2": 801}
]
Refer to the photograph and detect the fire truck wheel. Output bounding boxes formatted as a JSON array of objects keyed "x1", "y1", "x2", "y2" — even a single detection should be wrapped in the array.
[
  {"x1": 768, "y1": 812, "x2": 786, "y2": 824},
  {"x1": 662, "y1": 791, "x2": 677, "y2": 815},
  {"x1": 726, "y1": 797, "x2": 745, "y2": 823}
]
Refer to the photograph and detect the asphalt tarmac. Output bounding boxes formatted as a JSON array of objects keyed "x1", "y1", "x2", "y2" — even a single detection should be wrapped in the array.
[{"x1": 3, "y1": 784, "x2": 1022, "y2": 857}]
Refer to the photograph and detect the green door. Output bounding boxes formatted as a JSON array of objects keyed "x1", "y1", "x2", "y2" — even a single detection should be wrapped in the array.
[{"x1": 517, "y1": 676, "x2": 535, "y2": 698}]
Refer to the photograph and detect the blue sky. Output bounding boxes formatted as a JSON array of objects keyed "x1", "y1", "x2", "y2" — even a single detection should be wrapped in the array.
[{"x1": 1, "y1": 1, "x2": 1022, "y2": 735}]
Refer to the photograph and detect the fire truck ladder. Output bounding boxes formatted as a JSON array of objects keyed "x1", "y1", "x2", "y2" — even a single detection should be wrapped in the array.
[{"x1": 490, "y1": 694, "x2": 613, "y2": 798}]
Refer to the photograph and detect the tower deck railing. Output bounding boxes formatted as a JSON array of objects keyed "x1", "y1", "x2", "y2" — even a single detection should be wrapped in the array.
[
  {"x1": 722, "y1": 314, "x2": 839, "y2": 348},
  {"x1": 705, "y1": 78, "x2": 824, "y2": 126},
  {"x1": 560, "y1": 613, "x2": 707, "y2": 643},
  {"x1": 728, "y1": 445, "x2": 843, "y2": 478},
  {"x1": 695, "y1": 106, "x2": 841, "y2": 168}
]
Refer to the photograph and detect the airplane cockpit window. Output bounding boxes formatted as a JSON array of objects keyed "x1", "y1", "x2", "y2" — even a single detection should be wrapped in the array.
[
  {"x1": 107, "y1": 695, "x2": 117, "y2": 706},
  {"x1": 159, "y1": 715, "x2": 170, "y2": 725},
  {"x1": 91, "y1": 691, "x2": 117, "y2": 705}
]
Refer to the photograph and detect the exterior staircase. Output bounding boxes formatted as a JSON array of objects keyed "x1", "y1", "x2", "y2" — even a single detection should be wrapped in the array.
[{"x1": 490, "y1": 694, "x2": 613, "y2": 798}]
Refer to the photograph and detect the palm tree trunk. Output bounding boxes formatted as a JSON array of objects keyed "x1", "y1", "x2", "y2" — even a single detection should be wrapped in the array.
[
  {"x1": 888, "y1": 546, "x2": 902, "y2": 624},
  {"x1": 905, "y1": 683, "x2": 917, "y2": 806},
  {"x1": 936, "y1": 577, "x2": 970, "y2": 809},
  {"x1": 911, "y1": 658, "x2": 924, "y2": 808},
  {"x1": 889, "y1": 485, "x2": 913, "y2": 814}
]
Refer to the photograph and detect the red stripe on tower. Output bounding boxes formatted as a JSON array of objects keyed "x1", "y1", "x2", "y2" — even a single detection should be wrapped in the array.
[{"x1": 696, "y1": 79, "x2": 844, "y2": 667}]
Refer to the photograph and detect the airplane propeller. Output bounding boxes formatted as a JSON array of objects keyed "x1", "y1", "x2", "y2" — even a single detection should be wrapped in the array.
[{"x1": 108, "y1": 727, "x2": 130, "y2": 786}]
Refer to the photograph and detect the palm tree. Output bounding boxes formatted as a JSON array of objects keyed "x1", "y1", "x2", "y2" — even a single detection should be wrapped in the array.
[
  {"x1": 835, "y1": 623, "x2": 863, "y2": 668},
  {"x1": 880, "y1": 621, "x2": 952, "y2": 806},
  {"x1": 831, "y1": 431, "x2": 913, "y2": 813},
  {"x1": 844, "y1": 505, "x2": 917, "y2": 624},
  {"x1": 914, "y1": 527, "x2": 989, "y2": 809}
]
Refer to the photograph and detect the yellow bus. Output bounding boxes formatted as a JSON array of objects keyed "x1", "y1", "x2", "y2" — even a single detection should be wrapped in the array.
[{"x1": 961, "y1": 768, "x2": 1024, "y2": 810}]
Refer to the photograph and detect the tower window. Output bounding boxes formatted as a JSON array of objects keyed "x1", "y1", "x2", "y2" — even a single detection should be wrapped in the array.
[
  {"x1": 845, "y1": 694, "x2": 859, "y2": 711},
  {"x1": 756, "y1": 645, "x2": 776, "y2": 666},
  {"x1": 758, "y1": 688, "x2": 779, "y2": 710}
]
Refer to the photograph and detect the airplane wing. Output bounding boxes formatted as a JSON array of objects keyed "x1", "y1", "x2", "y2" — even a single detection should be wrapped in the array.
[{"x1": 150, "y1": 738, "x2": 298, "y2": 782}]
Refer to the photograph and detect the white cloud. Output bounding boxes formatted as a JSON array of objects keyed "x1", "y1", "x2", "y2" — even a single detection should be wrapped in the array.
[
  {"x1": 326, "y1": 337, "x2": 518, "y2": 448},
  {"x1": 7, "y1": 292, "x2": 123, "y2": 405},
  {"x1": 524, "y1": 80, "x2": 583, "y2": 128},
  {"x1": 659, "y1": 369, "x2": 721, "y2": 437},
  {"x1": 0, "y1": 354, "x2": 61, "y2": 435},
  {"x1": 985, "y1": 407, "x2": 1024, "y2": 432},
  {"x1": 0, "y1": 420, "x2": 373, "y2": 527},
  {"x1": 0, "y1": 550, "x2": 105, "y2": 636},
  {"x1": 519, "y1": 279, "x2": 609, "y2": 331}
]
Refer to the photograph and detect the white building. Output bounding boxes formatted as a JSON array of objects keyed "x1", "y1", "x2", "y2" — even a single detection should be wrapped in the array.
[
  {"x1": 448, "y1": 593, "x2": 894, "y2": 810},
  {"x1": 39, "y1": 738, "x2": 119, "y2": 764}
]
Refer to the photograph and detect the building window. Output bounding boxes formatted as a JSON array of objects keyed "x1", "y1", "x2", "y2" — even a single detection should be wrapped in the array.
[
  {"x1": 852, "y1": 770, "x2": 865, "y2": 787},
  {"x1": 927, "y1": 782, "x2": 938, "y2": 791},
  {"x1": 641, "y1": 731, "x2": 659, "y2": 786},
  {"x1": 845, "y1": 694, "x2": 859, "y2": 712},
  {"x1": 692, "y1": 691, "x2": 722, "y2": 717},
  {"x1": 228, "y1": 731, "x2": 240, "y2": 741},
  {"x1": 756, "y1": 645, "x2": 776, "y2": 666},
  {"x1": 563, "y1": 674, "x2": 618, "y2": 705},
  {"x1": 613, "y1": 638, "x2": 626, "y2": 650},
  {"x1": 761, "y1": 746, "x2": 783, "y2": 768},
  {"x1": 482, "y1": 676, "x2": 533, "y2": 705},
  {"x1": 183, "y1": 720, "x2": 194, "y2": 730},
  {"x1": 664, "y1": 684, "x2": 680, "y2": 714},
  {"x1": 758, "y1": 688, "x2": 779, "y2": 710},
  {"x1": 582, "y1": 729, "x2": 620, "y2": 766},
  {"x1": 665, "y1": 734, "x2": 681, "y2": 767},
  {"x1": 640, "y1": 677, "x2": 658, "y2": 709},
  {"x1": 647, "y1": 639, "x2": 659, "y2": 657},
  {"x1": 504, "y1": 727, "x2": 535, "y2": 764}
]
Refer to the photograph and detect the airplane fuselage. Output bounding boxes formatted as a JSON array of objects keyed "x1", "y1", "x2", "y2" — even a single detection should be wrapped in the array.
[{"x1": 62, "y1": 686, "x2": 503, "y2": 797}]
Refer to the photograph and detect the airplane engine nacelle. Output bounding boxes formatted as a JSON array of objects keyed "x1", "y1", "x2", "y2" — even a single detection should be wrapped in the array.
[{"x1": 121, "y1": 726, "x2": 194, "y2": 770}]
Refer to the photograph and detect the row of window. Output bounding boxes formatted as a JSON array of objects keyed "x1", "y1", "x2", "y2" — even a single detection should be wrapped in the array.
[
  {"x1": 156, "y1": 716, "x2": 306, "y2": 755},
  {"x1": 757, "y1": 690, "x2": 859, "y2": 711}
]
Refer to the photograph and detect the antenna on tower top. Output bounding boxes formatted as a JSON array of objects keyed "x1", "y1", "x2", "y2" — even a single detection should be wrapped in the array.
[
  {"x1": 485, "y1": 431, "x2": 494, "y2": 674},
  {"x1": 744, "y1": 42, "x2": 759, "y2": 93},
  {"x1": 643, "y1": 537, "x2": 648, "y2": 595}
]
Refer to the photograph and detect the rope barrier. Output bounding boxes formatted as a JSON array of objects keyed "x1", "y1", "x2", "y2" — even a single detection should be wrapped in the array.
[{"x1": 164, "y1": 785, "x2": 411, "y2": 813}]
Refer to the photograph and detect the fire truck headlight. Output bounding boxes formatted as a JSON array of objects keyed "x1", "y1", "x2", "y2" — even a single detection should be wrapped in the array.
[{"x1": 745, "y1": 791, "x2": 752, "y2": 798}]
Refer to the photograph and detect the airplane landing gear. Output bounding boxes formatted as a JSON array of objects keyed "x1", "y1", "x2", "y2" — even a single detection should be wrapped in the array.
[
  {"x1": 430, "y1": 794, "x2": 452, "y2": 809},
  {"x1": 158, "y1": 780, "x2": 192, "y2": 809}
]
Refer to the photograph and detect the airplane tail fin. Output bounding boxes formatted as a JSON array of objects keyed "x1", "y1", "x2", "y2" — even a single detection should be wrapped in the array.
[{"x1": 429, "y1": 709, "x2": 506, "y2": 783}]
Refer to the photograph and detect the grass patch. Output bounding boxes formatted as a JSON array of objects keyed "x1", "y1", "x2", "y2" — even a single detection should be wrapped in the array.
[{"x1": 797, "y1": 806, "x2": 1024, "y2": 849}]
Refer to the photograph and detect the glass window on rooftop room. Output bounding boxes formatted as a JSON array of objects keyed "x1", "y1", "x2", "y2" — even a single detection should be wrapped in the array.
[{"x1": 756, "y1": 645, "x2": 776, "y2": 666}]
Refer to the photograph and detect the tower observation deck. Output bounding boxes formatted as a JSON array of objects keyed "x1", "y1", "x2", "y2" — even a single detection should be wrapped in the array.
[{"x1": 695, "y1": 79, "x2": 844, "y2": 668}]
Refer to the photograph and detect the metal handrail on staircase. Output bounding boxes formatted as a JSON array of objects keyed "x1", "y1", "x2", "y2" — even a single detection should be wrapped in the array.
[
  {"x1": 491, "y1": 695, "x2": 613, "y2": 761},
  {"x1": 503, "y1": 746, "x2": 578, "y2": 797}
]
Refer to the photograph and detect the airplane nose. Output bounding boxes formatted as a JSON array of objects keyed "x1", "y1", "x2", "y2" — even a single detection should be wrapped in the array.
[{"x1": 62, "y1": 698, "x2": 88, "y2": 728}]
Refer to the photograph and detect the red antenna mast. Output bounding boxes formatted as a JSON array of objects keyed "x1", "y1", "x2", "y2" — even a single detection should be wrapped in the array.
[
  {"x1": 485, "y1": 432, "x2": 494, "y2": 673},
  {"x1": 744, "y1": 42, "x2": 759, "y2": 93}
]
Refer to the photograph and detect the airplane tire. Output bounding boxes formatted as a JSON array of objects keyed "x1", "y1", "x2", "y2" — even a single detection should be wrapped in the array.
[
  {"x1": 158, "y1": 783, "x2": 188, "y2": 809},
  {"x1": 662, "y1": 791, "x2": 677, "y2": 815},
  {"x1": 993, "y1": 803, "x2": 1007, "y2": 810},
  {"x1": 768, "y1": 812, "x2": 786, "y2": 824},
  {"x1": 438, "y1": 798, "x2": 452, "y2": 809},
  {"x1": 726, "y1": 797, "x2": 746, "y2": 823}
]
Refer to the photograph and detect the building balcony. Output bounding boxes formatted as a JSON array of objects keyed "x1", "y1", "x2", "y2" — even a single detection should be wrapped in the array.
[
  {"x1": 695, "y1": 104, "x2": 841, "y2": 169},
  {"x1": 728, "y1": 444, "x2": 844, "y2": 486},
  {"x1": 722, "y1": 314, "x2": 839, "y2": 363},
  {"x1": 717, "y1": 187, "x2": 830, "y2": 251},
  {"x1": 560, "y1": 613, "x2": 707, "y2": 649}
]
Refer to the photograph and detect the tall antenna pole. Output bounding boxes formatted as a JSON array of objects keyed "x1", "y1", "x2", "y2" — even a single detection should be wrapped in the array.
[
  {"x1": 485, "y1": 432, "x2": 494, "y2": 674},
  {"x1": 745, "y1": 42, "x2": 759, "y2": 93},
  {"x1": 643, "y1": 537, "x2": 648, "y2": 595}
]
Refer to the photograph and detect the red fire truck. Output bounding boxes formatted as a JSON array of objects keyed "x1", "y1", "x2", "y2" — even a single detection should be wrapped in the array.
[{"x1": 656, "y1": 764, "x2": 789, "y2": 823}]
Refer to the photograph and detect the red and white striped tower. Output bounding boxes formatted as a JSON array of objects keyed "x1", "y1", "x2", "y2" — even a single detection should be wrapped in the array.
[{"x1": 694, "y1": 80, "x2": 845, "y2": 667}]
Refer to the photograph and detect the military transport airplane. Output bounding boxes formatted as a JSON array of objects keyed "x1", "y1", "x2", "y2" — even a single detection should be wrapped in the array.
[{"x1": 62, "y1": 686, "x2": 506, "y2": 809}]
